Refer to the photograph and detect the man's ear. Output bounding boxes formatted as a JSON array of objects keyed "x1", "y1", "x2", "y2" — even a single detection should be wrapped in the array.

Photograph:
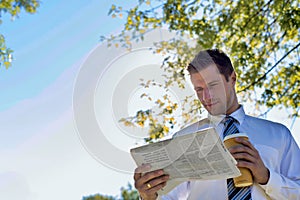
[{"x1": 231, "y1": 71, "x2": 236, "y2": 86}]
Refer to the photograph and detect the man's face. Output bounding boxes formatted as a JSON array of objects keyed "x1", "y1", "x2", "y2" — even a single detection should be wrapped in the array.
[{"x1": 190, "y1": 64, "x2": 238, "y2": 115}]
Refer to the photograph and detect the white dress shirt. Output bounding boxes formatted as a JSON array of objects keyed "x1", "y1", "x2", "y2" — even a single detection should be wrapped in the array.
[{"x1": 158, "y1": 106, "x2": 300, "y2": 200}]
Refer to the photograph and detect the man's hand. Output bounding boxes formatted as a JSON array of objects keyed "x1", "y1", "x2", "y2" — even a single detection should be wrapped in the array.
[
  {"x1": 228, "y1": 138, "x2": 270, "y2": 185},
  {"x1": 134, "y1": 164, "x2": 170, "y2": 200}
]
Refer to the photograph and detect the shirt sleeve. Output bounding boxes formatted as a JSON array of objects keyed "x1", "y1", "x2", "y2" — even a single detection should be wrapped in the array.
[{"x1": 259, "y1": 126, "x2": 300, "y2": 199}]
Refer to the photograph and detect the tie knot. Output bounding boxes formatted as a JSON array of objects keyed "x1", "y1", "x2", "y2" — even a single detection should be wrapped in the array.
[
  {"x1": 224, "y1": 116, "x2": 237, "y2": 125},
  {"x1": 223, "y1": 116, "x2": 239, "y2": 137}
]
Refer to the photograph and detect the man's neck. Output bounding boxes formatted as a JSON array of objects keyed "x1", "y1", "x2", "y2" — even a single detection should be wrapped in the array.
[{"x1": 225, "y1": 103, "x2": 241, "y2": 115}]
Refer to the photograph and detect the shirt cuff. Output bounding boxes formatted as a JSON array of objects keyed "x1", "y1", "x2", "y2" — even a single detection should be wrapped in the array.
[{"x1": 258, "y1": 168, "x2": 284, "y2": 197}]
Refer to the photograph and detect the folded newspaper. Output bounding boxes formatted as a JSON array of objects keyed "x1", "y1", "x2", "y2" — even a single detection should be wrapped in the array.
[{"x1": 130, "y1": 127, "x2": 240, "y2": 195}]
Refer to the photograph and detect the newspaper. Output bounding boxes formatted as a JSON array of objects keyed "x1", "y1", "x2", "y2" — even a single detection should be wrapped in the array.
[{"x1": 130, "y1": 127, "x2": 240, "y2": 195}]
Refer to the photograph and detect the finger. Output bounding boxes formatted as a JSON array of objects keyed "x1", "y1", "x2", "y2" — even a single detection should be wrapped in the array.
[
  {"x1": 136, "y1": 174, "x2": 168, "y2": 198},
  {"x1": 229, "y1": 145, "x2": 254, "y2": 156},
  {"x1": 234, "y1": 139, "x2": 261, "y2": 160},
  {"x1": 235, "y1": 159, "x2": 256, "y2": 169},
  {"x1": 133, "y1": 171, "x2": 141, "y2": 181},
  {"x1": 135, "y1": 169, "x2": 165, "y2": 190},
  {"x1": 134, "y1": 164, "x2": 152, "y2": 181},
  {"x1": 145, "y1": 181, "x2": 168, "y2": 194},
  {"x1": 142, "y1": 169, "x2": 165, "y2": 183},
  {"x1": 235, "y1": 138, "x2": 256, "y2": 151},
  {"x1": 232, "y1": 152, "x2": 256, "y2": 163},
  {"x1": 145, "y1": 174, "x2": 169, "y2": 191}
]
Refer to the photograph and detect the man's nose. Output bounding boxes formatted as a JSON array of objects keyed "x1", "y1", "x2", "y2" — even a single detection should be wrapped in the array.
[{"x1": 202, "y1": 88, "x2": 211, "y2": 101}]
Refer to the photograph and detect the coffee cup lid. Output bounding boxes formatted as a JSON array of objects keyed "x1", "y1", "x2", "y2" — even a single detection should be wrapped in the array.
[{"x1": 224, "y1": 133, "x2": 248, "y2": 141}]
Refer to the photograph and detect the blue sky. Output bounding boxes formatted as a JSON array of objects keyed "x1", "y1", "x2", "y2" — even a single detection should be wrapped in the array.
[
  {"x1": 0, "y1": 1, "x2": 137, "y2": 199},
  {"x1": 0, "y1": 1, "x2": 299, "y2": 200},
  {"x1": 0, "y1": 1, "x2": 125, "y2": 110}
]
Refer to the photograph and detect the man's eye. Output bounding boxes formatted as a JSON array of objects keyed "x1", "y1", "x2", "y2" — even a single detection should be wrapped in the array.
[{"x1": 195, "y1": 88, "x2": 203, "y2": 92}]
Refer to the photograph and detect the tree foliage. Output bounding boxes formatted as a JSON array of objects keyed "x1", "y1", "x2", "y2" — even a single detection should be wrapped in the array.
[
  {"x1": 82, "y1": 183, "x2": 139, "y2": 200},
  {"x1": 104, "y1": 0, "x2": 299, "y2": 141},
  {"x1": 89, "y1": 1, "x2": 299, "y2": 197},
  {"x1": 0, "y1": 0, "x2": 39, "y2": 69}
]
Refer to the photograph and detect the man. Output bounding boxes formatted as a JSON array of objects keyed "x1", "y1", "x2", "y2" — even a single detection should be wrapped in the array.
[{"x1": 134, "y1": 49, "x2": 300, "y2": 199}]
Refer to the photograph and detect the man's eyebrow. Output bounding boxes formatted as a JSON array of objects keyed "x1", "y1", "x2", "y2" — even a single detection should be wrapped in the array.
[
  {"x1": 208, "y1": 80, "x2": 220, "y2": 85},
  {"x1": 194, "y1": 80, "x2": 220, "y2": 90},
  {"x1": 194, "y1": 86, "x2": 203, "y2": 90}
]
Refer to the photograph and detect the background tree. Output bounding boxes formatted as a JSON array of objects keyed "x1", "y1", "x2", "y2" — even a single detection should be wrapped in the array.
[
  {"x1": 103, "y1": 0, "x2": 299, "y2": 141},
  {"x1": 0, "y1": 0, "x2": 39, "y2": 69},
  {"x1": 82, "y1": 183, "x2": 139, "y2": 200},
  {"x1": 84, "y1": 1, "x2": 299, "y2": 198}
]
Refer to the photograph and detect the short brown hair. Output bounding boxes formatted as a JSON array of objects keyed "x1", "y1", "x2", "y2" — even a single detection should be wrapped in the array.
[{"x1": 187, "y1": 49, "x2": 234, "y2": 81}]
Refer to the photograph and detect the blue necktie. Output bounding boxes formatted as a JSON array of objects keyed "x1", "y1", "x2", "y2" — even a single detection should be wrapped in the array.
[{"x1": 223, "y1": 116, "x2": 251, "y2": 200}]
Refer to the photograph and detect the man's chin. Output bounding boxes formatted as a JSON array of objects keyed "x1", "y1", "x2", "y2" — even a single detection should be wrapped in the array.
[{"x1": 206, "y1": 107, "x2": 226, "y2": 116}]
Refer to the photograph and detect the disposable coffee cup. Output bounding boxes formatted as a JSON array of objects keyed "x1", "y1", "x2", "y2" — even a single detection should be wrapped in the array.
[{"x1": 223, "y1": 133, "x2": 253, "y2": 187}]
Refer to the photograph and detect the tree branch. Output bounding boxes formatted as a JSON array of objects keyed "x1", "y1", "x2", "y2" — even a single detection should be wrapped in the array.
[
  {"x1": 238, "y1": 41, "x2": 300, "y2": 93},
  {"x1": 240, "y1": 0, "x2": 274, "y2": 32},
  {"x1": 226, "y1": 0, "x2": 274, "y2": 40}
]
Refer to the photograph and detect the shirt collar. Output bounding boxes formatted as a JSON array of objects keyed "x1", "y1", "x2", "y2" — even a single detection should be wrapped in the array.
[
  {"x1": 207, "y1": 105, "x2": 246, "y2": 126},
  {"x1": 229, "y1": 105, "x2": 246, "y2": 125}
]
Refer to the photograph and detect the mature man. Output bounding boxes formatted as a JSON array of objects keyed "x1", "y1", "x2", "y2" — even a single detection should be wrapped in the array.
[{"x1": 134, "y1": 49, "x2": 300, "y2": 199}]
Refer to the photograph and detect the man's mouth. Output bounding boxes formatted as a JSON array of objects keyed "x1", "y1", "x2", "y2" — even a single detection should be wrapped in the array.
[{"x1": 204, "y1": 102, "x2": 218, "y2": 107}]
